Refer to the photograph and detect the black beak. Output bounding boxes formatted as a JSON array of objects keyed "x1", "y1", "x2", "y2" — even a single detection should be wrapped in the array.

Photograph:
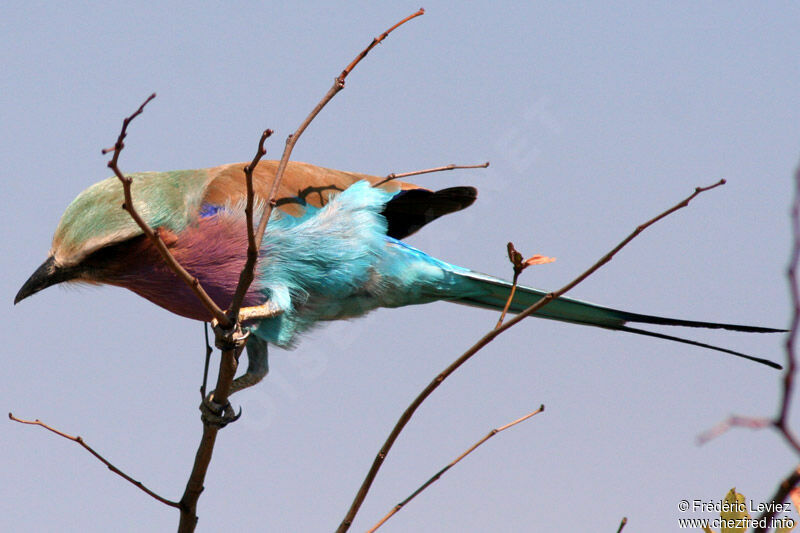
[{"x1": 14, "y1": 256, "x2": 78, "y2": 304}]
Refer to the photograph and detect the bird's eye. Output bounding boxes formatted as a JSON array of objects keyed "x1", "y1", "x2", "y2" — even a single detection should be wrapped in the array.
[{"x1": 83, "y1": 235, "x2": 147, "y2": 268}]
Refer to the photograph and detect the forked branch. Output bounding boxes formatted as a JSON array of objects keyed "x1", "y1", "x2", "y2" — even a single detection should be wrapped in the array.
[
  {"x1": 751, "y1": 161, "x2": 800, "y2": 532},
  {"x1": 696, "y1": 165, "x2": 800, "y2": 529},
  {"x1": 337, "y1": 179, "x2": 727, "y2": 532},
  {"x1": 102, "y1": 93, "x2": 232, "y2": 329}
]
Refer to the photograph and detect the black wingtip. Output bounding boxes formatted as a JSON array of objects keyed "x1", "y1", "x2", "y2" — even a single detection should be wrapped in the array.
[
  {"x1": 383, "y1": 186, "x2": 478, "y2": 239},
  {"x1": 613, "y1": 325, "x2": 783, "y2": 370}
]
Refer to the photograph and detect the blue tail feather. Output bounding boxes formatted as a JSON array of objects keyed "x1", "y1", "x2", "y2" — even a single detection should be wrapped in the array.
[{"x1": 437, "y1": 269, "x2": 784, "y2": 369}]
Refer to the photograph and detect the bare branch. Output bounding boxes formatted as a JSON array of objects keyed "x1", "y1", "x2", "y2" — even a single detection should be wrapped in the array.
[
  {"x1": 617, "y1": 516, "x2": 628, "y2": 533},
  {"x1": 495, "y1": 270, "x2": 521, "y2": 330},
  {"x1": 750, "y1": 161, "x2": 800, "y2": 533},
  {"x1": 253, "y1": 8, "x2": 425, "y2": 249},
  {"x1": 696, "y1": 415, "x2": 772, "y2": 445},
  {"x1": 367, "y1": 405, "x2": 544, "y2": 532},
  {"x1": 227, "y1": 129, "x2": 273, "y2": 323},
  {"x1": 372, "y1": 161, "x2": 489, "y2": 188},
  {"x1": 104, "y1": 93, "x2": 232, "y2": 328},
  {"x1": 339, "y1": 8, "x2": 425, "y2": 81},
  {"x1": 178, "y1": 419, "x2": 222, "y2": 531},
  {"x1": 179, "y1": 325, "x2": 248, "y2": 531},
  {"x1": 101, "y1": 93, "x2": 157, "y2": 156},
  {"x1": 9, "y1": 412, "x2": 179, "y2": 508},
  {"x1": 337, "y1": 179, "x2": 727, "y2": 532},
  {"x1": 776, "y1": 162, "x2": 800, "y2": 449}
]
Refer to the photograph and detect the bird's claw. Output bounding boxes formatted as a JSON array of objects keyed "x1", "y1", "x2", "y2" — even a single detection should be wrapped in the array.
[
  {"x1": 211, "y1": 320, "x2": 250, "y2": 352},
  {"x1": 200, "y1": 393, "x2": 242, "y2": 428}
]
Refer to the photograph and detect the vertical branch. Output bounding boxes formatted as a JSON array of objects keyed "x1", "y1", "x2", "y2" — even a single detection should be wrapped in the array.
[
  {"x1": 227, "y1": 129, "x2": 273, "y2": 322},
  {"x1": 777, "y1": 163, "x2": 800, "y2": 434},
  {"x1": 494, "y1": 270, "x2": 520, "y2": 329},
  {"x1": 753, "y1": 161, "x2": 800, "y2": 532},
  {"x1": 178, "y1": 424, "x2": 221, "y2": 532}
]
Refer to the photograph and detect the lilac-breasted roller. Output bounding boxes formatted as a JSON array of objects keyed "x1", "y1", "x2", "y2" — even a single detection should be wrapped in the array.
[{"x1": 15, "y1": 160, "x2": 783, "y2": 398}]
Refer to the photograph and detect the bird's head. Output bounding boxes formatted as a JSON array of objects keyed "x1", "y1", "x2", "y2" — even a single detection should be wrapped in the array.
[{"x1": 14, "y1": 169, "x2": 209, "y2": 304}]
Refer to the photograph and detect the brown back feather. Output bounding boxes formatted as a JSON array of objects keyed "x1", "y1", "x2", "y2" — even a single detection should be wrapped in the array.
[{"x1": 203, "y1": 160, "x2": 475, "y2": 238}]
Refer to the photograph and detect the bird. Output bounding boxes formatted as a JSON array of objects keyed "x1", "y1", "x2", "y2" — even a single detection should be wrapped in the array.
[{"x1": 15, "y1": 160, "x2": 784, "y2": 406}]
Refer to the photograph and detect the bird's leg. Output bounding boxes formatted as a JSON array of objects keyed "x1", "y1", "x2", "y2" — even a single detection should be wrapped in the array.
[
  {"x1": 229, "y1": 335, "x2": 269, "y2": 395},
  {"x1": 200, "y1": 302, "x2": 281, "y2": 427},
  {"x1": 200, "y1": 321, "x2": 250, "y2": 427}
]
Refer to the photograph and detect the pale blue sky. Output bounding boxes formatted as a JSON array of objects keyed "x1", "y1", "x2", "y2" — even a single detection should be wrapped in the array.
[{"x1": 2, "y1": 2, "x2": 799, "y2": 532}]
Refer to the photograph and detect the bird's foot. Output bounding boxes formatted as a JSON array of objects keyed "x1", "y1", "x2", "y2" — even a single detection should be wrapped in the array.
[
  {"x1": 211, "y1": 320, "x2": 250, "y2": 352},
  {"x1": 238, "y1": 301, "x2": 284, "y2": 322},
  {"x1": 200, "y1": 393, "x2": 242, "y2": 428}
]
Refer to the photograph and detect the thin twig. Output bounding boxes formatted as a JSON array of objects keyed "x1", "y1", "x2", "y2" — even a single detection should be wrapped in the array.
[
  {"x1": 339, "y1": 8, "x2": 425, "y2": 81},
  {"x1": 337, "y1": 179, "x2": 726, "y2": 532},
  {"x1": 372, "y1": 161, "x2": 489, "y2": 188},
  {"x1": 696, "y1": 415, "x2": 772, "y2": 445},
  {"x1": 253, "y1": 7, "x2": 425, "y2": 249},
  {"x1": 617, "y1": 516, "x2": 628, "y2": 533},
  {"x1": 227, "y1": 129, "x2": 273, "y2": 323},
  {"x1": 495, "y1": 270, "x2": 520, "y2": 329},
  {"x1": 9, "y1": 413, "x2": 179, "y2": 508},
  {"x1": 103, "y1": 93, "x2": 231, "y2": 328},
  {"x1": 367, "y1": 405, "x2": 544, "y2": 532}
]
